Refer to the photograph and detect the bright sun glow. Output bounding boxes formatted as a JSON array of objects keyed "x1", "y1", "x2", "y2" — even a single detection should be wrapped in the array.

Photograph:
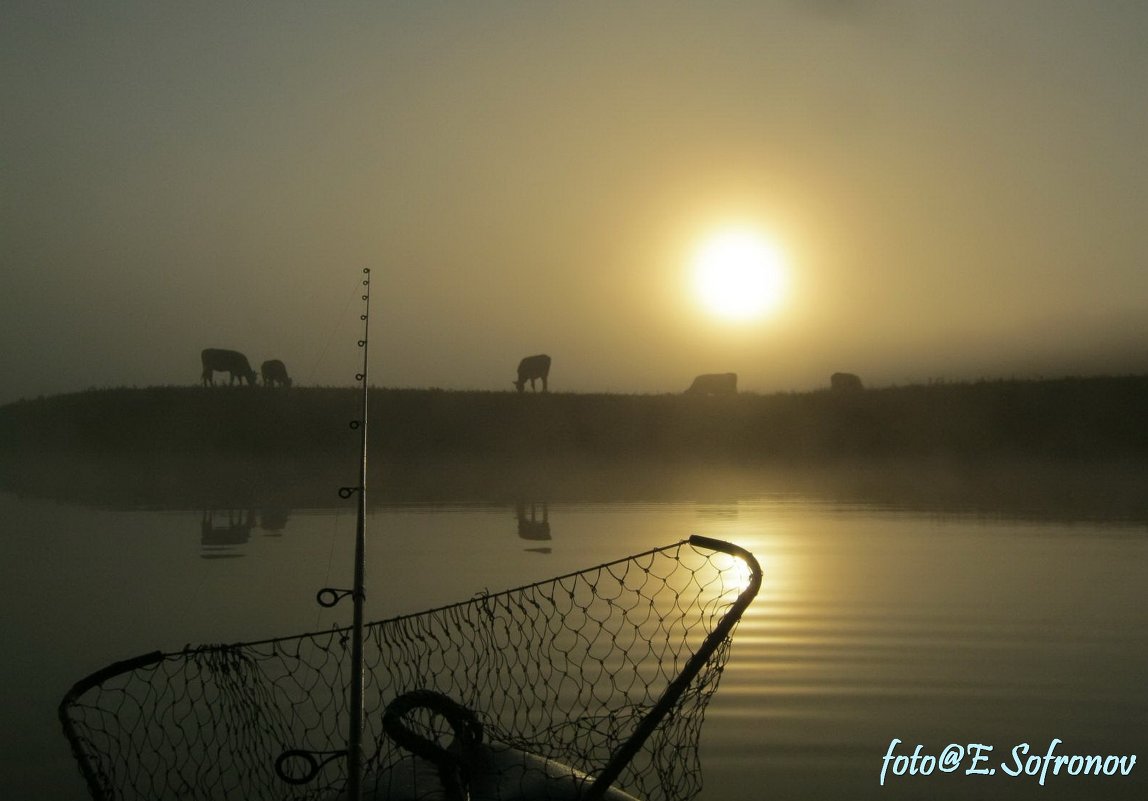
[{"x1": 691, "y1": 228, "x2": 787, "y2": 322}]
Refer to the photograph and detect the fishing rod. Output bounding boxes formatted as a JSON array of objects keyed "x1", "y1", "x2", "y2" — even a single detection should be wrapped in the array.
[
  {"x1": 346, "y1": 267, "x2": 371, "y2": 801},
  {"x1": 274, "y1": 269, "x2": 372, "y2": 798},
  {"x1": 312, "y1": 267, "x2": 372, "y2": 801}
]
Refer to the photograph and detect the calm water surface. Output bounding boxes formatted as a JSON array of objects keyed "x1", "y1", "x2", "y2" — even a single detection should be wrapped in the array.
[{"x1": 2, "y1": 469, "x2": 1146, "y2": 800}]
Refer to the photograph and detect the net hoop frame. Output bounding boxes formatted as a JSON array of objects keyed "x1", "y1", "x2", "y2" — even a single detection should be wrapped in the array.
[{"x1": 59, "y1": 535, "x2": 762, "y2": 801}]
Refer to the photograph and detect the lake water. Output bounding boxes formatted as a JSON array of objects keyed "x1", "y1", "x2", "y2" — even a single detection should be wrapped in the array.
[{"x1": 2, "y1": 459, "x2": 1146, "y2": 800}]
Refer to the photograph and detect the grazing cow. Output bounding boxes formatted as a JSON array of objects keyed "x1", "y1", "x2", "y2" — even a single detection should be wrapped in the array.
[
  {"x1": 260, "y1": 359, "x2": 292, "y2": 388},
  {"x1": 514, "y1": 354, "x2": 551, "y2": 393},
  {"x1": 830, "y1": 372, "x2": 864, "y2": 392},
  {"x1": 685, "y1": 373, "x2": 738, "y2": 395},
  {"x1": 200, "y1": 348, "x2": 257, "y2": 387}
]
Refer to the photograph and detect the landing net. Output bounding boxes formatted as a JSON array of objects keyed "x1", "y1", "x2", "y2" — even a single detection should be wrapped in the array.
[{"x1": 60, "y1": 536, "x2": 760, "y2": 801}]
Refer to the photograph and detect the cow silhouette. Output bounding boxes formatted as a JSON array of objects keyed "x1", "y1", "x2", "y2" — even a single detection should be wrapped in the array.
[
  {"x1": 260, "y1": 359, "x2": 292, "y2": 388},
  {"x1": 201, "y1": 348, "x2": 257, "y2": 386},
  {"x1": 514, "y1": 354, "x2": 551, "y2": 393},
  {"x1": 685, "y1": 373, "x2": 737, "y2": 395},
  {"x1": 830, "y1": 372, "x2": 864, "y2": 392}
]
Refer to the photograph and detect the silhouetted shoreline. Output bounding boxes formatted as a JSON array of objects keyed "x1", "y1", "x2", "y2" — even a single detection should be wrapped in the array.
[
  {"x1": 2, "y1": 377, "x2": 1147, "y2": 523},
  {"x1": 2, "y1": 376, "x2": 1146, "y2": 461}
]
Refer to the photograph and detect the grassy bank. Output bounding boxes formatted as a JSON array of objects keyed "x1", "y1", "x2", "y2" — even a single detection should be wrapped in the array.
[
  {"x1": 2, "y1": 377, "x2": 1147, "y2": 520},
  {"x1": 2, "y1": 376, "x2": 1147, "y2": 462}
]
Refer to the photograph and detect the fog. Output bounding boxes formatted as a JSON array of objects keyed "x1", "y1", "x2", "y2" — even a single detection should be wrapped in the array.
[{"x1": 3, "y1": 1, "x2": 1147, "y2": 404}]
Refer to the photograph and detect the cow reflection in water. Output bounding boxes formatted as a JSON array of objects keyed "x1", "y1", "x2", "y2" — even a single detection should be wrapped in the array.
[
  {"x1": 200, "y1": 509, "x2": 255, "y2": 558},
  {"x1": 515, "y1": 501, "x2": 551, "y2": 554},
  {"x1": 201, "y1": 508, "x2": 291, "y2": 556},
  {"x1": 259, "y1": 507, "x2": 290, "y2": 534}
]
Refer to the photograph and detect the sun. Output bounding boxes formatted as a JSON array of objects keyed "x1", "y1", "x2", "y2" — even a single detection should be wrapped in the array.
[{"x1": 690, "y1": 227, "x2": 787, "y2": 322}]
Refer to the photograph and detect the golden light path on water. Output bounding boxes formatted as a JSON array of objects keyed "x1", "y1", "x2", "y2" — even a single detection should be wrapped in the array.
[{"x1": 691, "y1": 504, "x2": 1148, "y2": 801}]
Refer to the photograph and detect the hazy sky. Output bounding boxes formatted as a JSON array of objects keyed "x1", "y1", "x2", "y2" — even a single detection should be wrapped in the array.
[{"x1": 4, "y1": 1, "x2": 1146, "y2": 404}]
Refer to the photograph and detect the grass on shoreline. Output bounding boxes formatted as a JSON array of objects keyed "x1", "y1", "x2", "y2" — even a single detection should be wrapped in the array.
[
  {"x1": 2, "y1": 374, "x2": 1147, "y2": 463},
  {"x1": 3, "y1": 377, "x2": 1147, "y2": 521}
]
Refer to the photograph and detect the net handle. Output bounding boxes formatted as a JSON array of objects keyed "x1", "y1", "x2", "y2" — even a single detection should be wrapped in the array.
[{"x1": 585, "y1": 535, "x2": 762, "y2": 801}]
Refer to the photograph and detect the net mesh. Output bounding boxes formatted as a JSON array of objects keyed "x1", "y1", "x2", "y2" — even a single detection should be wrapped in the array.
[{"x1": 60, "y1": 538, "x2": 759, "y2": 801}]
